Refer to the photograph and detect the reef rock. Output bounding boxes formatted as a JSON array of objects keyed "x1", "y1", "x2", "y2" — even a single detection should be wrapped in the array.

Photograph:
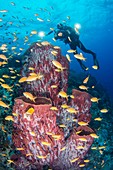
[{"x1": 12, "y1": 42, "x2": 94, "y2": 170}]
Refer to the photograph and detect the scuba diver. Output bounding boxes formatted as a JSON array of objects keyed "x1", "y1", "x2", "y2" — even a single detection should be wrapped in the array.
[{"x1": 46, "y1": 23, "x2": 99, "y2": 70}]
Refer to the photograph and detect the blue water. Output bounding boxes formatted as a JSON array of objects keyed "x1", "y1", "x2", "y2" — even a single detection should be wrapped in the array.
[{"x1": 0, "y1": 0, "x2": 113, "y2": 101}]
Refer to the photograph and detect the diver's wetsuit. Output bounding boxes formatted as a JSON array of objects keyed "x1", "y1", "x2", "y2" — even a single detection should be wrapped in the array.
[{"x1": 54, "y1": 25, "x2": 99, "y2": 70}]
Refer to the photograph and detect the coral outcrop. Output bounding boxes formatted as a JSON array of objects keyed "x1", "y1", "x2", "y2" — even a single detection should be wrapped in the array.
[
  {"x1": 12, "y1": 42, "x2": 94, "y2": 170},
  {"x1": 20, "y1": 42, "x2": 69, "y2": 105}
]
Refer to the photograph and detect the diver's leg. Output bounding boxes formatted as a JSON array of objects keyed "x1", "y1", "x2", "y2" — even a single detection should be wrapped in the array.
[
  {"x1": 78, "y1": 41, "x2": 99, "y2": 69},
  {"x1": 76, "y1": 59, "x2": 88, "y2": 71}
]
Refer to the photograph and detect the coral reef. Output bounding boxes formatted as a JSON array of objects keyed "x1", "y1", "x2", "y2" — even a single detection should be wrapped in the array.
[
  {"x1": 20, "y1": 42, "x2": 69, "y2": 105},
  {"x1": 0, "y1": 49, "x2": 113, "y2": 170},
  {"x1": 12, "y1": 42, "x2": 94, "y2": 170}
]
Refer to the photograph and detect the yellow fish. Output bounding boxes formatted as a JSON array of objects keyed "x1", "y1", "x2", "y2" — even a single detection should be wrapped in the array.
[
  {"x1": 78, "y1": 121, "x2": 88, "y2": 126},
  {"x1": 1, "y1": 154, "x2": 7, "y2": 156},
  {"x1": 0, "y1": 54, "x2": 8, "y2": 60},
  {"x1": 0, "y1": 78, "x2": 5, "y2": 82},
  {"x1": 2, "y1": 61, "x2": 8, "y2": 65},
  {"x1": 55, "y1": 69, "x2": 62, "y2": 72},
  {"x1": 78, "y1": 137, "x2": 87, "y2": 142},
  {"x1": 52, "y1": 38, "x2": 56, "y2": 41},
  {"x1": 23, "y1": 92, "x2": 36, "y2": 102},
  {"x1": 12, "y1": 112, "x2": 18, "y2": 116},
  {"x1": 10, "y1": 70, "x2": 15, "y2": 73},
  {"x1": 79, "y1": 85, "x2": 88, "y2": 91},
  {"x1": 99, "y1": 150, "x2": 103, "y2": 154},
  {"x1": 1, "y1": 84, "x2": 13, "y2": 90},
  {"x1": 1, "y1": 126, "x2": 7, "y2": 132},
  {"x1": 11, "y1": 76, "x2": 16, "y2": 79},
  {"x1": 29, "y1": 73, "x2": 37, "y2": 76},
  {"x1": 52, "y1": 134, "x2": 61, "y2": 140},
  {"x1": 5, "y1": 115, "x2": 14, "y2": 121},
  {"x1": 58, "y1": 91, "x2": 68, "y2": 100},
  {"x1": 9, "y1": 68, "x2": 13, "y2": 70},
  {"x1": 91, "y1": 97, "x2": 100, "y2": 103},
  {"x1": 84, "y1": 159, "x2": 90, "y2": 163},
  {"x1": 2, "y1": 75, "x2": 10, "y2": 78},
  {"x1": 66, "y1": 54, "x2": 72, "y2": 62},
  {"x1": 0, "y1": 10, "x2": 8, "y2": 13},
  {"x1": 41, "y1": 41, "x2": 50, "y2": 46},
  {"x1": 37, "y1": 155, "x2": 47, "y2": 159},
  {"x1": 37, "y1": 17, "x2": 44, "y2": 22},
  {"x1": 91, "y1": 147, "x2": 97, "y2": 150},
  {"x1": 100, "y1": 109, "x2": 108, "y2": 113},
  {"x1": 92, "y1": 65, "x2": 98, "y2": 70},
  {"x1": 19, "y1": 77, "x2": 27, "y2": 83},
  {"x1": 41, "y1": 141, "x2": 51, "y2": 146},
  {"x1": 16, "y1": 60, "x2": 20, "y2": 63},
  {"x1": 50, "y1": 106, "x2": 58, "y2": 111},
  {"x1": 19, "y1": 48, "x2": 24, "y2": 51},
  {"x1": 15, "y1": 84, "x2": 20, "y2": 87},
  {"x1": 26, "y1": 75, "x2": 38, "y2": 82},
  {"x1": 36, "y1": 43, "x2": 42, "y2": 47},
  {"x1": 31, "y1": 30, "x2": 38, "y2": 35},
  {"x1": 66, "y1": 107, "x2": 78, "y2": 114},
  {"x1": 76, "y1": 146, "x2": 84, "y2": 150},
  {"x1": 28, "y1": 67, "x2": 35, "y2": 71},
  {"x1": 61, "y1": 104, "x2": 69, "y2": 109},
  {"x1": 50, "y1": 27, "x2": 54, "y2": 31},
  {"x1": 37, "y1": 73, "x2": 43, "y2": 80},
  {"x1": 68, "y1": 36, "x2": 72, "y2": 42},
  {"x1": 51, "y1": 50, "x2": 58, "y2": 56},
  {"x1": 60, "y1": 146, "x2": 66, "y2": 151},
  {"x1": 76, "y1": 130, "x2": 82, "y2": 134},
  {"x1": 79, "y1": 164, "x2": 85, "y2": 168},
  {"x1": 16, "y1": 148, "x2": 24, "y2": 151},
  {"x1": 74, "y1": 53, "x2": 86, "y2": 61},
  {"x1": 26, "y1": 153, "x2": 33, "y2": 157},
  {"x1": 83, "y1": 75, "x2": 90, "y2": 84},
  {"x1": 7, "y1": 160, "x2": 15, "y2": 164},
  {"x1": 51, "y1": 85, "x2": 57, "y2": 88},
  {"x1": 67, "y1": 118, "x2": 70, "y2": 121},
  {"x1": 30, "y1": 131, "x2": 36, "y2": 136},
  {"x1": 73, "y1": 119, "x2": 77, "y2": 122},
  {"x1": 11, "y1": 46, "x2": 16, "y2": 50},
  {"x1": 69, "y1": 95, "x2": 74, "y2": 99},
  {"x1": 94, "y1": 117, "x2": 102, "y2": 121},
  {"x1": 59, "y1": 124, "x2": 66, "y2": 128},
  {"x1": 0, "y1": 101, "x2": 9, "y2": 108},
  {"x1": 46, "y1": 132, "x2": 53, "y2": 136},
  {"x1": 98, "y1": 146, "x2": 106, "y2": 149},
  {"x1": 70, "y1": 157, "x2": 79, "y2": 163},
  {"x1": 53, "y1": 46, "x2": 60, "y2": 49},
  {"x1": 26, "y1": 107, "x2": 35, "y2": 115},
  {"x1": 52, "y1": 60, "x2": 64, "y2": 70},
  {"x1": 90, "y1": 133, "x2": 99, "y2": 138},
  {"x1": 67, "y1": 49, "x2": 76, "y2": 53}
]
